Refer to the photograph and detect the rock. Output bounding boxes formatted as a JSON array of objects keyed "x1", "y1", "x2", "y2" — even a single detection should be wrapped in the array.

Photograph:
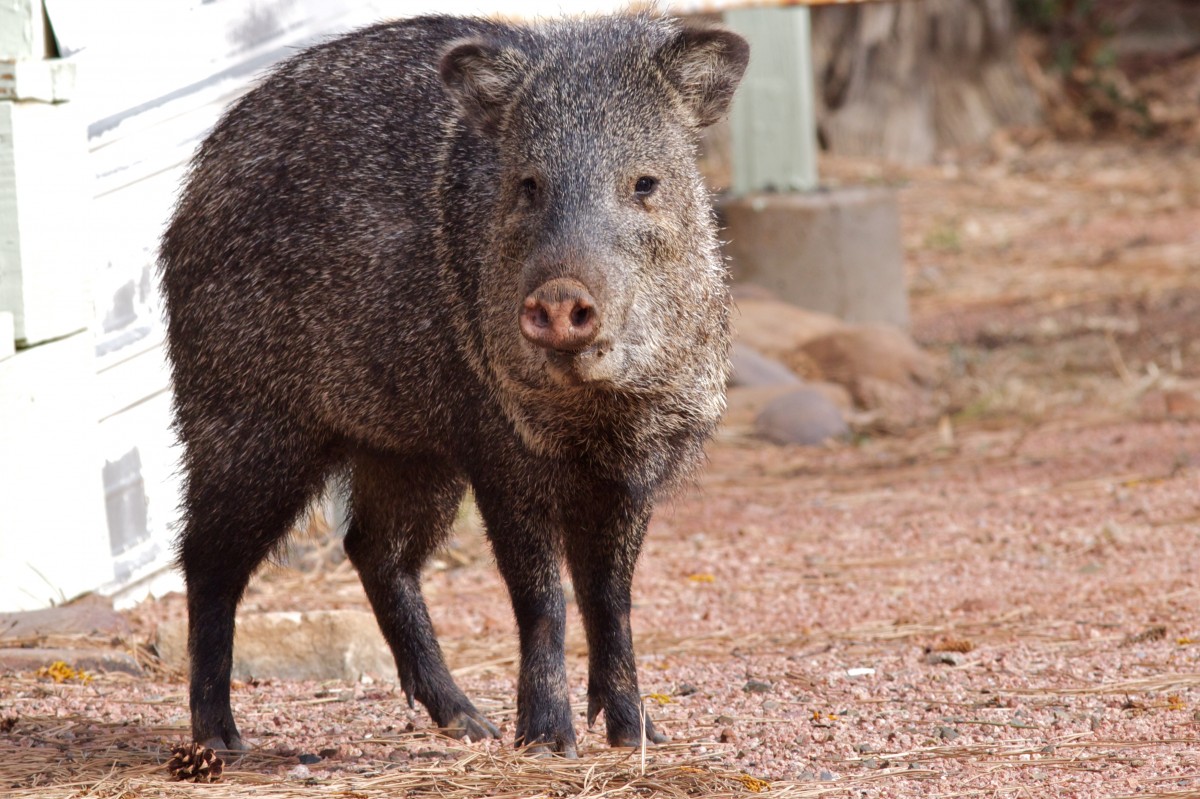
[
  {"x1": 727, "y1": 382, "x2": 852, "y2": 422},
  {"x1": 743, "y1": 679, "x2": 773, "y2": 694},
  {"x1": 297, "y1": 753, "x2": 322, "y2": 765},
  {"x1": 1121, "y1": 624, "x2": 1168, "y2": 647},
  {"x1": 415, "y1": 748, "x2": 450, "y2": 760},
  {"x1": 0, "y1": 594, "x2": 130, "y2": 641},
  {"x1": 733, "y1": 300, "x2": 944, "y2": 434},
  {"x1": 156, "y1": 609, "x2": 394, "y2": 682},
  {"x1": 719, "y1": 727, "x2": 737, "y2": 743},
  {"x1": 801, "y1": 324, "x2": 938, "y2": 390},
  {"x1": 729, "y1": 343, "x2": 803, "y2": 388},
  {"x1": 935, "y1": 725, "x2": 961, "y2": 740},
  {"x1": 1164, "y1": 389, "x2": 1200, "y2": 418},
  {"x1": 922, "y1": 651, "x2": 962, "y2": 667},
  {"x1": 854, "y1": 376, "x2": 941, "y2": 431},
  {"x1": 0, "y1": 646, "x2": 142, "y2": 676},
  {"x1": 675, "y1": 682, "x2": 698, "y2": 696},
  {"x1": 733, "y1": 296, "x2": 845, "y2": 373},
  {"x1": 754, "y1": 388, "x2": 850, "y2": 446},
  {"x1": 800, "y1": 325, "x2": 943, "y2": 430}
]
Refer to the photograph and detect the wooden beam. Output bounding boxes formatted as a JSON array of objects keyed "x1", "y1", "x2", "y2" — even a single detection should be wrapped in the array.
[
  {"x1": 0, "y1": 312, "x2": 14, "y2": 362},
  {"x1": 0, "y1": 332, "x2": 112, "y2": 612},
  {"x1": 724, "y1": 6, "x2": 820, "y2": 194},
  {"x1": 0, "y1": 58, "x2": 75, "y2": 102},
  {"x1": 0, "y1": 0, "x2": 50, "y2": 61},
  {"x1": 0, "y1": 100, "x2": 91, "y2": 346}
]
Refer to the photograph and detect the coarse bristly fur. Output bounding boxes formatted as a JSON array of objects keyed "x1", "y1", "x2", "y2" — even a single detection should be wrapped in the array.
[{"x1": 160, "y1": 13, "x2": 748, "y2": 758}]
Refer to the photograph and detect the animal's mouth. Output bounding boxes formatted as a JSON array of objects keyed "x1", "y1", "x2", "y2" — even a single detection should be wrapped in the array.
[{"x1": 541, "y1": 343, "x2": 616, "y2": 387}]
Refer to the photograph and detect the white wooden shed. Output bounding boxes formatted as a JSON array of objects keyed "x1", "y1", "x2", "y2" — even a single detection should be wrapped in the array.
[{"x1": 0, "y1": 0, "x2": 828, "y2": 611}]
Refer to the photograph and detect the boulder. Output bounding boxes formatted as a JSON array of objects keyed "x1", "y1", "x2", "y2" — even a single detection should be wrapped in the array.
[
  {"x1": 0, "y1": 646, "x2": 141, "y2": 676},
  {"x1": 732, "y1": 296, "x2": 844, "y2": 376},
  {"x1": 731, "y1": 294, "x2": 944, "y2": 433},
  {"x1": 724, "y1": 382, "x2": 852, "y2": 431},
  {"x1": 156, "y1": 609, "x2": 395, "y2": 683},
  {"x1": 800, "y1": 324, "x2": 939, "y2": 390},
  {"x1": 753, "y1": 387, "x2": 851, "y2": 446},
  {"x1": 0, "y1": 593, "x2": 130, "y2": 641},
  {"x1": 800, "y1": 324, "x2": 944, "y2": 431},
  {"x1": 729, "y1": 342, "x2": 803, "y2": 388}
]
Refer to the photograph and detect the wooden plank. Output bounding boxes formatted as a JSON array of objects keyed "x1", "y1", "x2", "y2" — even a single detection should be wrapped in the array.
[
  {"x1": 95, "y1": 339, "x2": 170, "y2": 422},
  {"x1": 0, "y1": 312, "x2": 13, "y2": 362},
  {"x1": 0, "y1": 0, "x2": 49, "y2": 61},
  {"x1": 0, "y1": 332, "x2": 112, "y2": 612},
  {"x1": 725, "y1": 6, "x2": 820, "y2": 193},
  {"x1": 0, "y1": 58, "x2": 75, "y2": 102},
  {"x1": 91, "y1": 164, "x2": 195, "y2": 369},
  {"x1": 95, "y1": 389, "x2": 182, "y2": 592},
  {"x1": 0, "y1": 99, "x2": 92, "y2": 345}
]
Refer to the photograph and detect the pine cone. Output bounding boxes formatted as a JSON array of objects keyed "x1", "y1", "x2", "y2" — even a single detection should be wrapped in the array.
[{"x1": 166, "y1": 742, "x2": 224, "y2": 783}]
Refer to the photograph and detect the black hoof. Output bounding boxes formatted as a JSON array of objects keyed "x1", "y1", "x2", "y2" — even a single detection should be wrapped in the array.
[
  {"x1": 520, "y1": 739, "x2": 579, "y2": 759},
  {"x1": 198, "y1": 734, "x2": 248, "y2": 753},
  {"x1": 587, "y1": 695, "x2": 667, "y2": 748},
  {"x1": 441, "y1": 708, "x2": 501, "y2": 741}
]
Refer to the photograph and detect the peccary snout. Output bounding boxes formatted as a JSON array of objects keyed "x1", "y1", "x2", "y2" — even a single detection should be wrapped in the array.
[{"x1": 520, "y1": 277, "x2": 600, "y2": 352}]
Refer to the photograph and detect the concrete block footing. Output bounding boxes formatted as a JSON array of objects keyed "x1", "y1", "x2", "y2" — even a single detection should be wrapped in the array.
[{"x1": 721, "y1": 186, "x2": 909, "y2": 329}]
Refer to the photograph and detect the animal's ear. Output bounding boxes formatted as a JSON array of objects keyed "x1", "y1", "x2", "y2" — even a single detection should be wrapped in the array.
[
  {"x1": 658, "y1": 25, "x2": 750, "y2": 128},
  {"x1": 439, "y1": 38, "x2": 528, "y2": 135}
]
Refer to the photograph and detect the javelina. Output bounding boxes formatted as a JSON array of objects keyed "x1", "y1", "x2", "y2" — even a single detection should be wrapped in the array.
[{"x1": 160, "y1": 13, "x2": 748, "y2": 756}]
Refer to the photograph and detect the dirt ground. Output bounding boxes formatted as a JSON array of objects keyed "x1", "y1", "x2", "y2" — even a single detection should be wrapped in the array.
[{"x1": 3, "y1": 137, "x2": 1199, "y2": 798}]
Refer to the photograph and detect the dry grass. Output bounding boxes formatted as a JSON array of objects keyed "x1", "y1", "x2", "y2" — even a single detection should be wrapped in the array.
[
  {"x1": 0, "y1": 712, "x2": 929, "y2": 799},
  {"x1": 6, "y1": 705, "x2": 1196, "y2": 798}
]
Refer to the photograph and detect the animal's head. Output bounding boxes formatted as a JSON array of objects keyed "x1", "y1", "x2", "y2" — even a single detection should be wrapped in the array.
[{"x1": 440, "y1": 16, "x2": 748, "y2": 398}]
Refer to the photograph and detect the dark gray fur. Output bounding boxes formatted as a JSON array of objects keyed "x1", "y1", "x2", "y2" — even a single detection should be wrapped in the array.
[{"x1": 160, "y1": 13, "x2": 748, "y2": 756}]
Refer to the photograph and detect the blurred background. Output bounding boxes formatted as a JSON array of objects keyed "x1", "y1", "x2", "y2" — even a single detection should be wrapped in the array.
[{"x1": 1, "y1": 0, "x2": 1197, "y2": 612}]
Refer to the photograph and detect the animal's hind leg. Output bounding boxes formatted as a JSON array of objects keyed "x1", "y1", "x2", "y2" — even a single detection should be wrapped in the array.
[
  {"x1": 343, "y1": 451, "x2": 499, "y2": 741},
  {"x1": 178, "y1": 411, "x2": 333, "y2": 752}
]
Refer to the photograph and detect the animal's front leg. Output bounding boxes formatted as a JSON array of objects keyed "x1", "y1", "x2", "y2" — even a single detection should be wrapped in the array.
[
  {"x1": 563, "y1": 486, "x2": 667, "y2": 747},
  {"x1": 345, "y1": 452, "x2": 499, "y2": 741},
  {"x1": 474, "y1": 485, "x2": 576, "y2": 757}
]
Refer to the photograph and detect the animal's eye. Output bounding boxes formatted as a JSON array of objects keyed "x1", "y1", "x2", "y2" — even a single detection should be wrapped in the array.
[
  {"x1": 634, "y1": 176, "x2": 658, "y2": 198},
  {"x1": 520, "y1": 177, "x2": 539, "y2": 201}
]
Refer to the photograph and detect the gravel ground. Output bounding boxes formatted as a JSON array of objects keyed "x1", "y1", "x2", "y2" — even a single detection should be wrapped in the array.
[{"x1": 4, "y1": 139, "x2": 1200, "y2": 797}]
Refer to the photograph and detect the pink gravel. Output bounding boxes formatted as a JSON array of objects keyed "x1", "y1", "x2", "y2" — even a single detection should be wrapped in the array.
[{"x1": 6, "y1": 417, "x2": 1199, "y2": 797}]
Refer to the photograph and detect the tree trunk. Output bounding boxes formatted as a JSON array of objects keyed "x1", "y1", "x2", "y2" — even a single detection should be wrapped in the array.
[{"x1": 811, "y1": 0, "x2": 1040, "y2": 163}]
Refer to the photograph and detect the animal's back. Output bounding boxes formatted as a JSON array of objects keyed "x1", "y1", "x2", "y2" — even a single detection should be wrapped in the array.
[{"x1": 159, "y1": 16, "x2": 506, "y2": 442}]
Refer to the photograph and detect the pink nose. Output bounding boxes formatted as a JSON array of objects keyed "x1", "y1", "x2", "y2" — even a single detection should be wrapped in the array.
[{"x1": 519, "y1": 278, "x2": 600, "y2": 352}]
